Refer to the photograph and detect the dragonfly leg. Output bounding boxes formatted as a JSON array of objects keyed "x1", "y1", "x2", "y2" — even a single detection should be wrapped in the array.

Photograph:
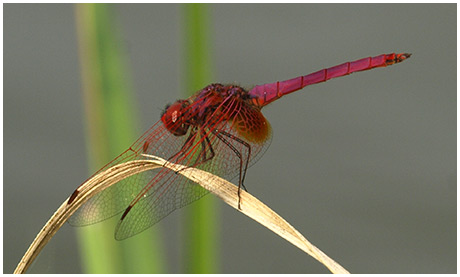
[
  {"x1": 166, "y1": 128, "x2": 216, "y2": 178},
  {"x1": 213, "y1": 130, "x2": 251, "y2": 209},
  {"x1": 164, "y1": 129, "x2": 204, "y2": 174},
  {"x1": 168, "y1": 129, "x2": 197, "y2": 163},
  {"x1": 196, "y1": 132, "x2": 215, "y2": 166}
]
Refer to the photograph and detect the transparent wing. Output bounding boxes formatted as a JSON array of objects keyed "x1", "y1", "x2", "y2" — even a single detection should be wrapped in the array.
[
  {"x1": 69, "y1": 95, "x2": 273, "y2": 240},
  {"x1": 68, "y1": 120, "x2": 188, "y2": 226}
]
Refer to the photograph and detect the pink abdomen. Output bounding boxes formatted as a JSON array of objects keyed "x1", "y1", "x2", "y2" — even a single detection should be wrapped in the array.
[{"x1": 248, "y1": 53, "x2": 411, "y2": 107}]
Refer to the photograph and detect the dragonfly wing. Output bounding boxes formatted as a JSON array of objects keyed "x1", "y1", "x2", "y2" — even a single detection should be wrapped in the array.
[
  {"x1": 69, "y1": 98, "x2": 273, "y2": 236},
  {"x1": 68, "y1": 164, "x2": 164, "y2": 226},
  {"x1": 114, "y1": 167, "x2": 209, "y2": 240},
  {"x1": 68, "y1": 122, "x2": 188, "y2": 226},
  {"x1": 110, "y1": 119, "x2": 270, "y2": 240}
]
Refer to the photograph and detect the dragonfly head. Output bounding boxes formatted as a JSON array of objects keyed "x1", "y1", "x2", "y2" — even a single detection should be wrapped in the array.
[{"x1": 161, "y1": 100, "x2": 190, "y2": 136}]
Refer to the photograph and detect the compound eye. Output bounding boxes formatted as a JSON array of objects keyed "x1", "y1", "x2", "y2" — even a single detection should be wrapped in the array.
[{"x1": 161, "y1": 100, "x2": 189, "y2": 136}]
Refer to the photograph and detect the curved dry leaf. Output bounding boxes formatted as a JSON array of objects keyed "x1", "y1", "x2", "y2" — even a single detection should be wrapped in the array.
[
  {"x1": 151, "y1": 155, "x2": 349, "y2": 274},
  {"x1": 14, "y1": 156, "x2": 349, "y2": 274},
  {"x1": 14, "y1": 160, "x2": 162, "y2": 274}
]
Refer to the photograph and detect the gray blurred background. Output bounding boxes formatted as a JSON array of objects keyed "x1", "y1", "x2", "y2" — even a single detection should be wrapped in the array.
[{"x1": 4, "y1": 4, "x2": 456, "y2": 273}]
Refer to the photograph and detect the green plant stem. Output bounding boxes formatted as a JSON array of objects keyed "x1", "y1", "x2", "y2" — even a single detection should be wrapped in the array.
[
  {"x1": 74, "y1": 3, "x2": 165, "y2": 273},
  {"x1": 181, "y1": 3, "x2": 219, "y2": 274}
]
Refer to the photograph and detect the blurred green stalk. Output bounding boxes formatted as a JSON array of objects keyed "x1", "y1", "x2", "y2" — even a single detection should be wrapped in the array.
[
  {"x1": 181, "y1": 4, "x2": 220, "y2": 273},
  {"x1": 74, "y1": 3, "x2": 165, "y2": 273}
]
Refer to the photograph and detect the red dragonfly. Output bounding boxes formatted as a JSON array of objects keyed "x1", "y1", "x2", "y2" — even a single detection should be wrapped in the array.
[{"x1": 68, "y1": 53, "x2": 411, "y2": 240}]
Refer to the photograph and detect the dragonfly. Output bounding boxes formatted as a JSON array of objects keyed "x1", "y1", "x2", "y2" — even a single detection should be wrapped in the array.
[{"x1": 68, "y1": 53, "x2": 411, "y2": 240}]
